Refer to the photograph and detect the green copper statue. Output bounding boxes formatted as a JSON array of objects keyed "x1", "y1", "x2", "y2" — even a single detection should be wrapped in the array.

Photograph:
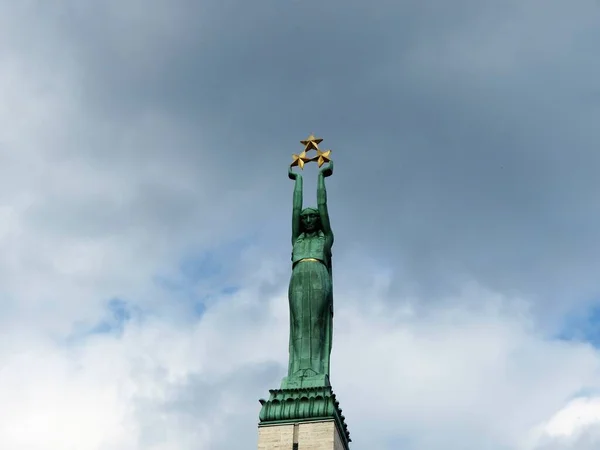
[
  {"x1": 259, "y1": 135, "x2": 351, "y2": 448},
  {"x1": 281, "y1": 135, "x2": 334, "y2": 389}
]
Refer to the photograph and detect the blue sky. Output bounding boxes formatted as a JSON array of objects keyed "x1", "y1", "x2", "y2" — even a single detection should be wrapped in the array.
[{"x1": 1, "y1": 1, "x2": 600, "y2": 449}]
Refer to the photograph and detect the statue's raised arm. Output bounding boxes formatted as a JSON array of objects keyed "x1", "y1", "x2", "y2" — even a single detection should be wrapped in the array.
[
  {"x1": 289, "y1": 166, "x2": 303, "y2": 244},
  {"x1": 317, "y1": 161, "x2": 334, "y2": 246}
]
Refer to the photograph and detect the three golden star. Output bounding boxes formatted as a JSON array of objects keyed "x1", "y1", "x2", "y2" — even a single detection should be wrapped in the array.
[{"x1": 290, "y1": 134, "x2": 333, "y2": 170}]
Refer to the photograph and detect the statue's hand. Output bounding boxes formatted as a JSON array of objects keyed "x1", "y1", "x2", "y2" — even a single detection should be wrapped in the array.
[
  {"x1": 320, "y1": 161, "x2": 334, "y2": 178},
  {"x1": 288, "y1": 165, "x2": 300, "y2": 180}
]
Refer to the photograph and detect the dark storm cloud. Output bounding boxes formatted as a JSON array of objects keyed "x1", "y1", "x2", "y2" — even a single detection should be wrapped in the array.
[{"x1": 37, "y1": 0, "x2": 600, "y2": 319}]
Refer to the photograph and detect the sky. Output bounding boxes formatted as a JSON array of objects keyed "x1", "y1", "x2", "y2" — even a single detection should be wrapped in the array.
[{"x1": 1, "y1": 0, "x2": 600, "y2": 449}]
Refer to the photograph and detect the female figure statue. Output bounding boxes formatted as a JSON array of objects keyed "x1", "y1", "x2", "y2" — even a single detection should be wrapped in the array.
[{"x1": 283, "y1": 161, "x2": 334, "y2": 388}]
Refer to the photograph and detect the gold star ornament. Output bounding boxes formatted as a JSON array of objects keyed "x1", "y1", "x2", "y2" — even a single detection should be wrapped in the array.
[
  {"x1": 315, "y1": 149, "x2": 332, "y2": 167},
  {"x1": 290, "y1": 134, "x2": 333, "y2": 170},
  {"x1": 300, "y1": 134, "x2": 323, "y2": 152},
  {"x1": 291, "y1": 151, "x2": 313, "y2": 169}
]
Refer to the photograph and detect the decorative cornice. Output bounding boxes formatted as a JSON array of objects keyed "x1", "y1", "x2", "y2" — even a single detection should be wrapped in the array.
[{"x1": 258, "y1": 385, "x2": 351, "y2": 448}]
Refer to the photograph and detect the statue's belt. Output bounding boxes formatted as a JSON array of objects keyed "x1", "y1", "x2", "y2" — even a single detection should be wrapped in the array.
[{"x1": 295, "y1": 257, "x2": 322, "y2": 265}]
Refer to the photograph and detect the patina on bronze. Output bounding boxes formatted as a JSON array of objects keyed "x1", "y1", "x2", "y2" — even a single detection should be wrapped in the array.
[
  {"x1": 258, "y1": 135, "x2": 350, "y2": 448},
  {"x1": 283, "y1": 134, "x2": 334, "y2": 389}
]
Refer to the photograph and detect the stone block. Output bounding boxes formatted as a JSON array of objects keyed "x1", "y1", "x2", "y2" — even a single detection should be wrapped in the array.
[
  {"x1": 258, "y1": 420, "x2": 348, "y2": 450},
  {"x1": 257, "y1": 423, "x2": 294, "y2": 450}
]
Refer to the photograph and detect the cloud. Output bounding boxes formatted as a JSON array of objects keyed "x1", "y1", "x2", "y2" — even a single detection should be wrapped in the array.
[
  {"x1": 2, "y1": 0, "x2": 600, "y2": 449},
  {"x1": 2, "y1": 263, "x2": 600, "y2": 449},
  {"x1": 526, "y1": 397, "x2": 600, "y2": 450}
]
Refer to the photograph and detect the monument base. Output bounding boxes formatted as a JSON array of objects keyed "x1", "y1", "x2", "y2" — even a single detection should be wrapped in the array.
[
  {"x1": 258, "y1": 385, "x2": 350, "y2": 449},
  {"x1": 258, "y1": 420, "x2": 347, "y2": 450}
]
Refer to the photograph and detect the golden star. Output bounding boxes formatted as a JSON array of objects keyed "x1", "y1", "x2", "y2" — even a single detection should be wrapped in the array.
[
  {"x1": 300, "y1": 134, "x2": 323, "y2": 152},
  {"x1": 291, "y1": 151, "x2": 313, "y2": 169},
  {"x1": 315, "y1": 149, "x2": 332, "y2": 167}
]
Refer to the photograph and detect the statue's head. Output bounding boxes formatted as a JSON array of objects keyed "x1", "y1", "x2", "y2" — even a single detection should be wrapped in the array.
[{"x1": 300, "y1": 208, "x2": 321, "y2": 233}]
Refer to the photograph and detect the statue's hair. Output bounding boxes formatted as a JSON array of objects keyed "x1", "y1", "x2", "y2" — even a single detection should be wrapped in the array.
[{"x1": 300, "y1": 207, "x2": 319, "y2": 216}]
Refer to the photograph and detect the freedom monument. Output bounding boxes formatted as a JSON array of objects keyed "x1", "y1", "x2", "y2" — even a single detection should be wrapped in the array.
[{"x1": 257, "y1": 135, "x2": 350, "y2": 450}]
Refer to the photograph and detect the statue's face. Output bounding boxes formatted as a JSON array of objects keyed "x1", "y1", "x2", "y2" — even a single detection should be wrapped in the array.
[{"x1": 301, "y1": 210, "x2": 320, "y2": 232}]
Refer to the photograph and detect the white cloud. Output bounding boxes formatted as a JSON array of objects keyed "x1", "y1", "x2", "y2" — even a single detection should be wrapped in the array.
[
  {"x1": 1, "y1": 265, "x2": 599, "y2": 449},
  {"x1": 524, "y1": 397, "x2": 600, "y2": 450},
  {"x1": 2, "y1": 1, "x2": 600, "y2": 449},
  {"x1": 544, "y1": 398, "x2": 600, "y2": 438}
]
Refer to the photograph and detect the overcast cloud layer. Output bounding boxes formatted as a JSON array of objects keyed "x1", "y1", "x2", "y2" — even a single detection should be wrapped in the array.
[{"x1": 2, "y1": 1, "x2": 600, "y2": 449}]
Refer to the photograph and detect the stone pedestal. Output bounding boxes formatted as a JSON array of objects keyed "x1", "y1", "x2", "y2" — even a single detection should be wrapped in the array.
[
  {"x1": 258, "y1": 385, "x2": 350, "y2": 450},
  {"x1": 258, "y1": 420, "x2": 347, "y2": 450}
]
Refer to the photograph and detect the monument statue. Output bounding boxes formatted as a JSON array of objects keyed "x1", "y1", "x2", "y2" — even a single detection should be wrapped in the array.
[
  {"x1": 258, "y1": 135, "x2": 350, "y2": 448},
  {"x1": 284, "y1": 135, "x2": 334, "y2": 388}
]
